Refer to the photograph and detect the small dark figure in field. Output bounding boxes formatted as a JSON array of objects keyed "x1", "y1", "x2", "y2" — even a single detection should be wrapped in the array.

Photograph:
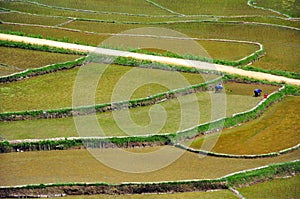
[
  {"x1": 215, "y1": 84, "x2": 223, "y2": 93},
  {"x1": 254, "y1": 88, "x2": 262, "y2": 97}
]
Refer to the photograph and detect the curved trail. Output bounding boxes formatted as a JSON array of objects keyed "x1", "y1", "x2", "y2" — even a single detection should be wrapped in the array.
[{"x1": 1, "y1": 33, "x2": 299, "y2": 86}]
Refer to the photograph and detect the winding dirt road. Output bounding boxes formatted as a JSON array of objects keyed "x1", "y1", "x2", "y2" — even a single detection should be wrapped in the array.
[{"x1": 1, "y1": 33, "x2": 299, "y2": 86}]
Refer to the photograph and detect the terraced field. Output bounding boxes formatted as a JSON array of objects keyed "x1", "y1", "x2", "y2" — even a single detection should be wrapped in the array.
[
  {"x1": 1, "y1": 83, "x2": 277, "y2": 139},
  {"x1": 0, "y1": 147, "x2": 299, "y2": 186},
  {"x1": 0, "y1": 0, "x2": 299, "y2": 198},
  {"x1": 0, "y1": 46, "x2": 81, "y2": 76},
  {"x1": 189, "y1": 96, "x2": 300, "y2": 154},
  {"x1": 237, "y1": 175, "x2": 300, "y2": 198}
]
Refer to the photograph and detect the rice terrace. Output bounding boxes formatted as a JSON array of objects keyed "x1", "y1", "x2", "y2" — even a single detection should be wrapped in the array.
[{"x1": 0, "y1": 0, "x2": 299, "y2": 198}]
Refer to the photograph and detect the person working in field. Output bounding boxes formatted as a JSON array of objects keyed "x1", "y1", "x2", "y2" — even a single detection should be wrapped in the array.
[
  {"x1": 215, "y1": 83, "x2": 223, "y2": 93},
  {"x1": 254, "y1": 88, "x2": 262, "y2": 97}
]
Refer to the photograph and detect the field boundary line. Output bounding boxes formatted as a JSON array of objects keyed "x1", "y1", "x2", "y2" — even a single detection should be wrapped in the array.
[
  {"x1": 55, "y1": 19, "x2": 75, "y2": 27},
  {"x1": 19, "y1": 0, "x2": 176, "y2": 17},
  {"x1": 229, "y1": 187, "x2": 246, "y2": 199},
  {"x1": 4, "y1": 0, "x2": 297, "y2": 20},
  {"x1": 174, "y1": 143, "x2": 300, "y2": 159},
  {"x1": 145, "y1": 0, "x2": 184, "y2": 16},
  {"x1": 0, "y1": 62, "x2": 23, "y2": 71},
  {"x1": 221, "y1": 20, "x2": 300, "y2": 31},
  {"x1": 247, "y1": 0, "x2": 299, "y2": 19},
  {"x1": 2, "y1": 7, "x2": 299, "y2": 29}
]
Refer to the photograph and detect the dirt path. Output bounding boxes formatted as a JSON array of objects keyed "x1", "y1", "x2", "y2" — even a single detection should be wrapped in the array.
[{"x1": 1, "y1": 33, "x2": 299, "y2": 86}]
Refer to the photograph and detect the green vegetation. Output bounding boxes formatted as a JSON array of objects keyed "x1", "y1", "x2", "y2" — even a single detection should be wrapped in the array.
[
  {"x1": 219, "y1": 16, "x2": 300, "y2": 29},
  {"x1": 0, "y1": 62, "x2": 218, "y2": 112},
  {"x1": 0, "y1": 12, "x2": 67, "y2": 26},
  {"x1": 0, "y1": 147, "x2": 298, "y2": 186},
  {"x1": 0, "y1": 91, "x2": 263, "y2": 140},
  {"x1": 151, "y1": 0, "x2": 280, "y2": 16},
  {"x1": 189, "y1": 96, "x2": 300, "y2": 155},
  {"x1": 162, "y1": 22, "x2": 300, "y2": 73},
  {"x1": 1, "y1": 20, "x2": 299, "y2": 76},
  {"x1": 0, "y1": 2, "x2": 214, "y2": 23},
  {"x1": 0, "y1": 39, "x2": 85, "y2": 55},
  {"x1": 0, "y1": 46, "x2": 82, "y2": 76},
  {"x1": 226, "y1": 160, "x2": 300, "y2": 187},
  {"x1": 28, "y1": 0, "x2": 171, "y2": 15},
  {"x1": 0, "y1": 24, "x2": 109, "y2": 46},
  {"x1": 238, "y1": 175, "x2": 300, "y2": 198},
  {"x1": 254, "y1": 0, "x2": 300, "y2": 17},
  {"x1": 0, "y1": 1, "x2": 299, "y2": 197}
]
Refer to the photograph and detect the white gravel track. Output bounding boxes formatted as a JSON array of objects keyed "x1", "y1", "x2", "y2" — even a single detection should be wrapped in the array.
[{"x1": 1, "y1": 33, "x2": 299, "y2": 86}]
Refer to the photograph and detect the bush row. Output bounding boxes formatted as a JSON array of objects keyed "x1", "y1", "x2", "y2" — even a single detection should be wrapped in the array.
[
  {"x1": 0, "y1": 160, "x2": 298, "y2": 197},
  {"x1": 0, "y1": 56, "x2": 87, "y2": 83},
  {"x1": 0, "y1": 135, "x2": 172, "y2": 153}
]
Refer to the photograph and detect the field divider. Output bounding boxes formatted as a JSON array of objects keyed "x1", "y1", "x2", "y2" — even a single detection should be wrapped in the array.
[
  {"x1": 174, "y1": 143, "x2": 300, "y2": 159},
  {"x1": 22, "y1": 0, "x2": 178, "y2": 18},
  {"x1": 229, "y1": 187, "x2": 246, "y2": 199},
  {"x1": 0, "y1": 160, "x2": 298, "y2": 197},
  {"x1": 145, "y1": 0, "x2": 184, "y2": 16},
  {"x1": 247, "y1": 0, "x2": 295, "y2": 19}
]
